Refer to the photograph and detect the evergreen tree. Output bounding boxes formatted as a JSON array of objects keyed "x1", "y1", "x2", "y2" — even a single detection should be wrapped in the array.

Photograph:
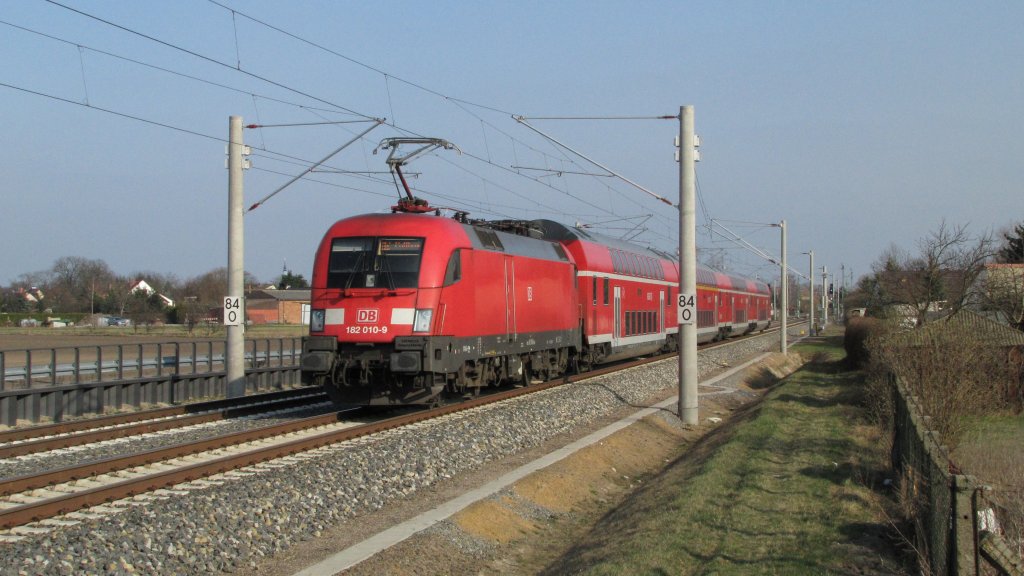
[
  {"x1": 278, "y1": 271, "x2": 309, "y2": 289},
  {"x1": 997, "y1": 222, "x2": 1024, "y2": 263}
]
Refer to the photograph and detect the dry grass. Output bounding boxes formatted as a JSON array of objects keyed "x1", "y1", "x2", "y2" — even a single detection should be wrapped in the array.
[{"x1": 955, "y1": 417, "x2": 1024, "y2": 564}]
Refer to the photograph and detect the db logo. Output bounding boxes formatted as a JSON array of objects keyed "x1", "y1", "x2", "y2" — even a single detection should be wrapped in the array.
[{"x1": 356, "y1": 309, "x2": 379, "y2": 323}]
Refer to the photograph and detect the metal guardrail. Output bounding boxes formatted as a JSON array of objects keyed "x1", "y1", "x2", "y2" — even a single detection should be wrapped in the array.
[
  {"x1": 1, "y1": 338, "x2": 301, "y2": 388},
  {"x1": 0, "y1": 338, "x2": 305, "y2": 426}
]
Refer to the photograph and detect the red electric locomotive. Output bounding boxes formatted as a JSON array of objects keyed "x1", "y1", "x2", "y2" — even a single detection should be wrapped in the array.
[{"x1": 300, "y1": 213, "x2": 581, "y2": 404}]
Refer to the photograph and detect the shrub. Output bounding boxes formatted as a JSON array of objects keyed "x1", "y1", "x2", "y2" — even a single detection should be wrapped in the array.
[
  {"x1": 867, "y1": 320, "x2": 1010, "y2": 448},
  {"x1": 844, "y1": 316, "x2": 885, "y2": 369}
]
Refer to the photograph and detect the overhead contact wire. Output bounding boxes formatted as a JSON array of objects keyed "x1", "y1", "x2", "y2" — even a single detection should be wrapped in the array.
[{"x1": 43, "y1": 0, "x2": 375, "y2": 120}]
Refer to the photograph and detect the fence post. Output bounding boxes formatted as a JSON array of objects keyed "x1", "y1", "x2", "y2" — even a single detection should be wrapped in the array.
[{"x1": 951, "y1": 474, "x2": 978, "y2": 576}]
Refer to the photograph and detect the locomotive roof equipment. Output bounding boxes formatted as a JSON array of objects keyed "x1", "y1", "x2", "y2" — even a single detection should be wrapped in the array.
[{"x1": 373, "y1": 137, "x2": 461, "y2": 214}]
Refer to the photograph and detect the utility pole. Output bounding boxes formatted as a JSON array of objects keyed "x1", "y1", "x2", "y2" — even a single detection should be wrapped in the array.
[
  {"x1": 780, "y1": 220, "x2": 787, "y2": 354},
  {"x1": 807, "y1": 250, "x2": 814, "y2": 335},
  {"x1": 678, "y1": 105, "x2": 698, "y2": 426},
  {"x1": 226, "y1": 116, "x2": 246, "y2": 398}
]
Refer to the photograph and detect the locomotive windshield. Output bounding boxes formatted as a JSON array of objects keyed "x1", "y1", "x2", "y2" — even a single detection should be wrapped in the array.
[{"x1": 327, "y1": 236, "x2": 424, "y2": 289}]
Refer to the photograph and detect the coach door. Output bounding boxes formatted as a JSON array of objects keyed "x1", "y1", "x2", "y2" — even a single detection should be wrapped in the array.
[
  {"x1": 659, "y1": 290, "x2": 665, "y2": 334},
  {"x1": 613, "y1": 286, "x2": 622, "y2": 345},
  {"x1": 504, "y1": 256, "x2": 517, "y2": 341}
]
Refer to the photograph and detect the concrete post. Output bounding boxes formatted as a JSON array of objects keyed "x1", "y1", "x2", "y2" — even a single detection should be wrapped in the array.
[
  {"x1": 678, "y1": 105, "x2": 698, "y2": 426},
  {"x1": 808, "y1": 250, "x2": 815, "y2": 335},
  {"x1": 227, "y1": 116, "x2": 246, "y2": 398},
  {"x1": 780, "y1": 220, "x2": 787, "y2": 355}
]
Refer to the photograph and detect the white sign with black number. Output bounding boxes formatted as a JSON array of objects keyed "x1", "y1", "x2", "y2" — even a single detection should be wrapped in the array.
[
  {"x1": 223, "y1": 296, "x2": 243, "y2": 326},
  {"x1": 677, "y1": 293, "x2": 696, "y2": 325}
]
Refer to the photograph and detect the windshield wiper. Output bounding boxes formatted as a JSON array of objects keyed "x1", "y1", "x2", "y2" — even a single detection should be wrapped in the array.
[
  {"x1": 344, "y1": 251, "x2": 366, "y2": 290},
  {"x1": 378, "y1": 249, "x2": 397, "y2": 290}
]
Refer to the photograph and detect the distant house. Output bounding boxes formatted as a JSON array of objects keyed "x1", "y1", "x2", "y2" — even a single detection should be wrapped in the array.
[
  {"x1": 984, "y1": 263, "x2": 1024, "y2": 288},
  {"x1": 244, "y1": 289, "x2": 311, "y2": 325},
  {"x1": 129, "y1": 280, "x2": 175, "y2": 308}
]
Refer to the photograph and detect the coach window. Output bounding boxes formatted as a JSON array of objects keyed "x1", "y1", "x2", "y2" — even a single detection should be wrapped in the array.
[
  {"x1": 592, "y1": 276, "x2": 597, "y2": 305},
  {"x1": 603, "y1": 278, "x2": 609, "y2": 305}
]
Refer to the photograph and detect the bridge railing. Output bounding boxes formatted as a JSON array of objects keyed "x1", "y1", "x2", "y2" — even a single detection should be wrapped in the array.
[{"x1": 0, "y1": 338, "x2": 305, "y2": 426}]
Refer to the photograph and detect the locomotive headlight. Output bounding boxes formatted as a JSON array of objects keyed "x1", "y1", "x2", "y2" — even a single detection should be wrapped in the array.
[
  {"x1": 412, "y1": 309, "x2": 433, "y2": 333},
  {"x1": 310, "y1": 309, "x2": 326, "y2": 333}
]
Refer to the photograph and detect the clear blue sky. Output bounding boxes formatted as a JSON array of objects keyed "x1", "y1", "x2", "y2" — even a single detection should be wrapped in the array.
[{"x1": 2, "y1": 1, "x2": 1021, "y2": 289}]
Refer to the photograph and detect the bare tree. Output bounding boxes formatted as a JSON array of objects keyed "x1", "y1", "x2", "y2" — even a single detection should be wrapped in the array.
[
  {"x1": 181, "y1": 267, "x2": 260, "y2": 309},
  {"x1": 871, "y1": 221, "x2": 995, "y2": 325},
  {"x1": 48, "y1": 257, "x2": 117, "y2": 313}
]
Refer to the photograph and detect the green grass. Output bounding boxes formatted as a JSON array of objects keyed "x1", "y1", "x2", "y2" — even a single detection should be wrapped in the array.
[{"x1": 543, "y1": 337, "x2": 907, "y2": 575}]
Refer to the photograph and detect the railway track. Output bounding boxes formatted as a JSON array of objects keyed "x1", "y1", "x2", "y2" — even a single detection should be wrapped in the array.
[
  {"x1": 0, "y1": 325, "x2": 797, "y2": 535},
  {"x1": 0, "y1": 351, "x2": 664, "y2": 533}
]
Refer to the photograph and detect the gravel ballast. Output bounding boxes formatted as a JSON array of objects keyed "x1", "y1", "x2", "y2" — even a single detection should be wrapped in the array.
[{"x1": 0, "y1": 334, "x2": 778, "y2": 575}]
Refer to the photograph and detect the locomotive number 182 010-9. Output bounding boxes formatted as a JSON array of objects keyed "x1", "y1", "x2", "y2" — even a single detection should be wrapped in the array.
[{"x1": 345, "y1": 325, "x2": 389, "y2": 335}]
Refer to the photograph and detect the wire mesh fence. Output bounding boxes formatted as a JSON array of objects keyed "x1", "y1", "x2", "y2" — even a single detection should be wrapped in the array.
[{"x1": 892, "y1": 377, "x2": 1024, "y2": 576}]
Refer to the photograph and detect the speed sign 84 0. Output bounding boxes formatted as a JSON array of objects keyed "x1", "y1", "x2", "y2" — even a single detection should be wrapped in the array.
[
  {"x1": 223, "y1": 296, "x2": 243, "y2": 326},
  {"x1": 677, "y1": 293, "x2": 695, "y2": 325}
]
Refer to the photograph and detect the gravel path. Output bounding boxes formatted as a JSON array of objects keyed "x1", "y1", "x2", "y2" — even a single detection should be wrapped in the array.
[{"x1": 0, "y1": 335, "x2": 777, "y2": 575}]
